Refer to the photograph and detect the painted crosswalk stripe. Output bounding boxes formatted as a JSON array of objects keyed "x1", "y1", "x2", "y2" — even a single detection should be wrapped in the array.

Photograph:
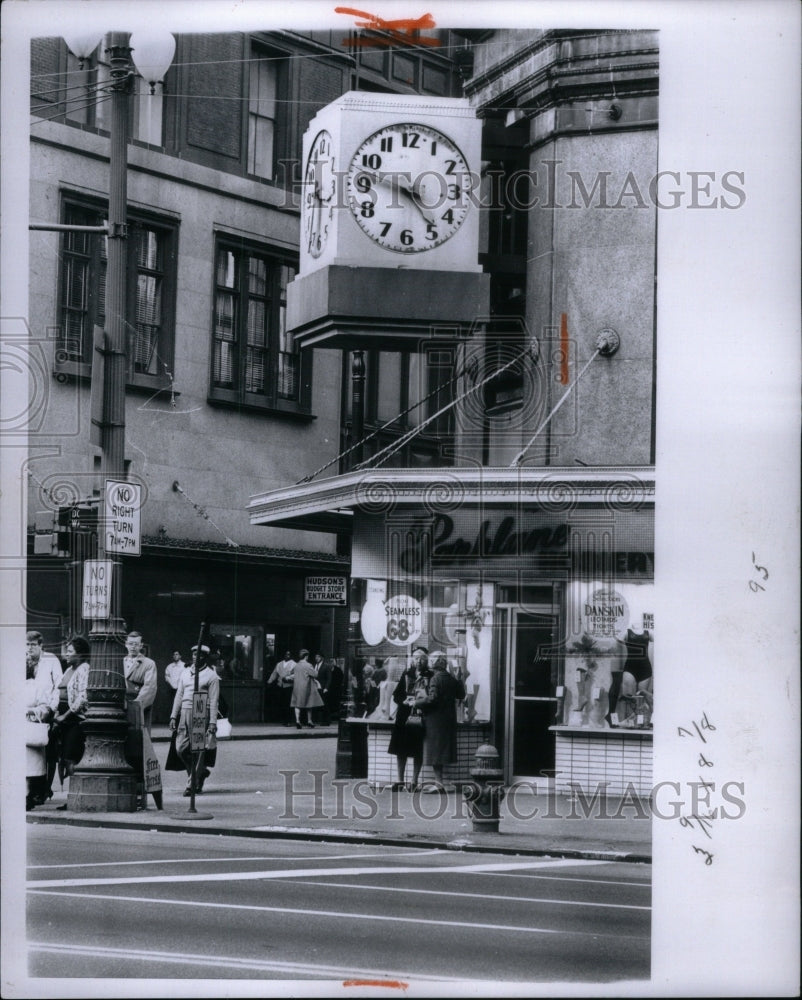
[
  {"x1": 26, "y1": 848, "x2": 443, "y2": 871},
  {"x1": 283, "y1": 878, "x2": 651, "y2": 910},
  {"x1": 28, "y1": 888, "x2": 649, "y2": 940},
  {"x1": 28, "y1": 941, "x2": 465, "y2": 983},
  {"x1": 27, "y1": 856, "x2": 604, "y2": 890}
]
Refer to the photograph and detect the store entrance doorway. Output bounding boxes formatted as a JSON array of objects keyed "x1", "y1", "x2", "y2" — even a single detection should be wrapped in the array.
[{"x1": 506, "y1": 607, "x2": 559, "y2": 780}]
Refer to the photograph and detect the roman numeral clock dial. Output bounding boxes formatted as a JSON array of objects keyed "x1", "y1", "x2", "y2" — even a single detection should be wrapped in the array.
[{"x1": 346, "y1": 123, "x2": 471, "y2": 253}]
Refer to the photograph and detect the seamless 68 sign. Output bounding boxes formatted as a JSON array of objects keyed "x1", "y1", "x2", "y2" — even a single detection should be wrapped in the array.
[{"x1": 384, "y1": 595, "x2": 422, "y2": 646}]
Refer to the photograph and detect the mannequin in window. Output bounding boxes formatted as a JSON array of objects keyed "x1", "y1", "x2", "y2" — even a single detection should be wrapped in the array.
[{"x1": 611, "y1": 628, "x2": 653, "y2": 726}]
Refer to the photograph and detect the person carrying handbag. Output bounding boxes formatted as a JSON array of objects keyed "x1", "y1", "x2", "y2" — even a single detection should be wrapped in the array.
[
  {"x1": 387, "y1": 648, "x2": 430, "y2": 791},
  {"x1": 25, "y1": 631, "x2": 62, "y2": 810}
]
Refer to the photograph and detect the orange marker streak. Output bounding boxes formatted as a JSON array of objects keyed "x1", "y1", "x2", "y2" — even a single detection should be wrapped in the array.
[
  {"x1": 335, "y1": 7, "x2": 441, "y2": 46},
  {"x1": 342, "y1": 979, "x2": 408, "y2": 990},
  {"x1": 559, "y1": 312, "x2": 570, "y2": 385}
]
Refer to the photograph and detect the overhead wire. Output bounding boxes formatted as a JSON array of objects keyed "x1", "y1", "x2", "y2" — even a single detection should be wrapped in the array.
[
  {"x1": 296, "y1": 353, "x2": 479, "y2": 485},
  {"x1": 510, "y1": 349, "x2": 602, "y2": 468},
  {"x1": 355, "y1": 346, "x2": 532, "y2": 473},
  {"x1": 31, "y1": 93, "x2": 113, "y2": 127},
  {"x1": 29, "y1": 32, "x2": 474, "y2": 83}
]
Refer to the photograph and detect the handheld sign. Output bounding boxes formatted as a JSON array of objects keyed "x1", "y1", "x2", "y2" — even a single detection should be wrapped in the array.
[{"x1": 190, "y1": 691, "x2": 209, "y2": 751}]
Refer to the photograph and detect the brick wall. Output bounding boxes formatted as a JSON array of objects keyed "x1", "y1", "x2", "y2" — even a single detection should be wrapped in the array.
[
  {"x1": 554, "y1": 730, "x2": 653, "y2": 797},
  {"x1": 365, "y1": 722, "x2": 491, "y2": 788}
]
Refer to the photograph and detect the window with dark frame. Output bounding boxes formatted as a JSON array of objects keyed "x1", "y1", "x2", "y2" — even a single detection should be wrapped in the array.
[
  {"x1": 340, "y1": 349, "x2": 454, "y2": 470},
  {"x1": 247, "y1": 43, "x2": 286, "y2": 182},
  {"x1": 55, "y1": 198, "x2": 177, "y2": 390},
  {"x1": 209, "y1": 238, "x2": 309, "y2": 414}
]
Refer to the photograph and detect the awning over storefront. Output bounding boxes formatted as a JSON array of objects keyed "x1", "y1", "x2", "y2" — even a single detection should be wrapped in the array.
[{"x1": 247, "y1": 466, "x2": 655, "y2": 534}]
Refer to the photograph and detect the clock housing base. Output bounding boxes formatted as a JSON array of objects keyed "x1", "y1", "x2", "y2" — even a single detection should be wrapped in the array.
[{"x1": 287, "y1": 265, "x2": 491, "y2": 351}]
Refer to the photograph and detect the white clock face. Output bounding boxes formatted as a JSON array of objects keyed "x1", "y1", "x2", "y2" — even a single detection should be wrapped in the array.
[
  {"x1": 346, "y1": 123, "x2": 471, "y2": 253},
  {"x1": 304, "y1": 130, "x2": 336, "y2": 259}
]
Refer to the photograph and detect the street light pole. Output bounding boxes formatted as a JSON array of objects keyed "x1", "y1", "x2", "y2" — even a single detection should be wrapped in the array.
[{"x1": 67, "y1": 33, "x2": 137, "y2": 811}]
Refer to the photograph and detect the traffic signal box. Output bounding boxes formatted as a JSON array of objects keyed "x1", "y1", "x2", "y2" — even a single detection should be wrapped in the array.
[{"x1": 33, "y1": 504, "x2": 98, "y2": 556}]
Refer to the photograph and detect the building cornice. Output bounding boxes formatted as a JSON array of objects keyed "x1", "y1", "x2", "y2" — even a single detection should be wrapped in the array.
[
  {"x1": 140, "y1": 534, "x2": 348, "y2": 568},
  {"x1": 465, "y1": 28, "x2": 658, "y2": 119},
  {"x1": 30, "y1": 122, "x2": 302, "y2": 216},
  {"x1": 248, "y1": 466, "x2": 655, "y2": 532}
]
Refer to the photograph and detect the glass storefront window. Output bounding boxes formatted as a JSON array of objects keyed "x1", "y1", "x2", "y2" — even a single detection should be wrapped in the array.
[
  {"x1": 562, "y1": 581, "x2": 654, "y2": 730},
  {"x1": 209, "y1": 624, "x2": 264, "y2": 682},
  {"x1": 352, "y1": 577, "x2": 494, "y2": 723}
]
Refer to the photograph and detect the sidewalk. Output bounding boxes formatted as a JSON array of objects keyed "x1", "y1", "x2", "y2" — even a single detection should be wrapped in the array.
[{"x1": 27, "y1": 724, "x2": 652, "y2": 863}]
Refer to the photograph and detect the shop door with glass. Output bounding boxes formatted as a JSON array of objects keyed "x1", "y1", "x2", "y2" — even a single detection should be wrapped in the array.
[{"x1": 507, "y1": 608, "x2": 559, "y2": 780}]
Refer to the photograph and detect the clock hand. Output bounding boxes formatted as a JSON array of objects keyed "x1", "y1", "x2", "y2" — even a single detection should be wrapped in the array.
[
  {"x1": 399, "y1": 175, "x2": 436, "y2": 225},
  {"x1": 306, "y1": 183, "x2": 320, "y2": 253},
  {"x1": 362, "y1": 170, "x2": 435, "y2": 224}
]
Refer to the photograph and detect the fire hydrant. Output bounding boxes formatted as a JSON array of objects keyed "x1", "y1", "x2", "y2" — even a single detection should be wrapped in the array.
[{"x1": 463, "y1": 743, "x2": 505, "y2": 833}]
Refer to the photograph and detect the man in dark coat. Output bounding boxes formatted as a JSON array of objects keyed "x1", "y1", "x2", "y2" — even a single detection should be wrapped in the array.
[
  {"x1": 316, "y1": 655, "x2": 343, "y2": 725},
  {"x1": 414, "y1": 651, "x2": 465, "y2": 788}
]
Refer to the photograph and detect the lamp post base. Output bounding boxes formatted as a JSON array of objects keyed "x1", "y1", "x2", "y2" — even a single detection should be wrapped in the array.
[
  {"x1": 68, "y1": 616, "x2": 138, "y2": 813},
  {"x1": 67, "y1": 772, "x2": 138, "y2": 812}
]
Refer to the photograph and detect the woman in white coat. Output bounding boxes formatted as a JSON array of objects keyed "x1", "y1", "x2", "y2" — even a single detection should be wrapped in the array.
[{"x1": 25, "y1": 631, "x2": 62, "y2": 809}]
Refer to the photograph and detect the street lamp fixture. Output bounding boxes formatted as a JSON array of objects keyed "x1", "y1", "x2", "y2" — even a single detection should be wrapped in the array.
[
  {"x1": 129, "y1": 31, "x2": 176, "y2": 93},
  {"x1": 60, "y1": 30, "x2": 175, "y2": 812},
  {"x1": 62, "y1": 33, "x2": 103, "y2": 69}
]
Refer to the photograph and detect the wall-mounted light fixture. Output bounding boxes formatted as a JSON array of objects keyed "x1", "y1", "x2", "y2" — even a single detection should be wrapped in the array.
[{"x1": 596, "y1": 328, "x2": 620, "y2": 356}]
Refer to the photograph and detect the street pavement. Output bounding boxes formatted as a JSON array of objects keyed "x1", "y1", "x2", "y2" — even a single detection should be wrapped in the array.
[
  {"x1": 26, "y1": 724, "x2": 652, "y2": 862},
  {"x1": 27, "y1": 824, "x2": 651, "y2": 985}
]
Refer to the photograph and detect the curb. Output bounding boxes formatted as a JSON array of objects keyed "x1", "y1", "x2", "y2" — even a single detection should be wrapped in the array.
[{"x1": 26, "y1": 813, "x2": 651, "y2": 864}]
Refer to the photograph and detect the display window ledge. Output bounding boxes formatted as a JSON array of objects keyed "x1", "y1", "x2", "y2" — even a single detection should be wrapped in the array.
[
  {"x1": 550, "y1": 725, "x2": 653, "y2": 739},
  {"x1": 347, "y1": 716, "x2": 491, "y2": 729}
]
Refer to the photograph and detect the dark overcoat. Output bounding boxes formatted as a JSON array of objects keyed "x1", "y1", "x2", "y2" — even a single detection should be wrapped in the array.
[
  {"x1": 416, "y1": 667, "x2": 465, "y2": 766},
  {"x1": 387, "y1": 669, "x2": 425, "y2": 758}
]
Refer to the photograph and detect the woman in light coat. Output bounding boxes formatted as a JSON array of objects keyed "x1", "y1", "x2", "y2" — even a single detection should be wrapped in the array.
[
  {"x1": 25, "y1": 633, "x2": 62, "y2": 809},
  {"x1": 290, "y1": 649, "x2": 324, "y2": 729}
]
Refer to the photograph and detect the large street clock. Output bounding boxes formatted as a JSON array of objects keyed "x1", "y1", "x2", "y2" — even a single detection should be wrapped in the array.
[
  {"x1": 346, "y1": 122, "x2": 471, "y2": 254},
  {"x1": 289, "y1": 93, "x2": 489, "y2": 350},
  {"x1": 296, "y1": 92, "x2": 483, "y2": 275}
]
